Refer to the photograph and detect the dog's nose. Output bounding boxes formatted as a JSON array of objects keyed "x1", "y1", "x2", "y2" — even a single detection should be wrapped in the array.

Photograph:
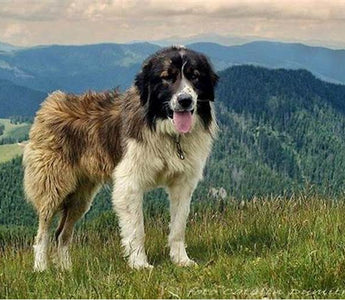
[{"x1": 177, "y1": 93, "x2": 193, "y2": 109}]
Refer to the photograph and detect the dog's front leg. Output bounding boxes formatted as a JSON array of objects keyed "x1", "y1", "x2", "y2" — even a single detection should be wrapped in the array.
[
  {"x1": 112, "y1": 164, "x2": 152, "y2": 269},
  {"x1": 168, "y1": 178, "x2": 198, "y2": 266}
]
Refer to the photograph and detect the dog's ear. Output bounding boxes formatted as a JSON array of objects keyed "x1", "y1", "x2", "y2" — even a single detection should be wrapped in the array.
[
  {"x1": 135, "y1": 61, "x2": 152, "y2": 106},
  {"x1": 208, "y1": 69, "x2": 219, "y2": 102},
  {"x1": 198, "y1": 53, "x2": 218, "y2": 102},
  {"x1": 205, "y1": 56, "x2": 219, "y2": 102},
  {"x1": 210, "y1": 69, "x2": 219, "y2": 88}
]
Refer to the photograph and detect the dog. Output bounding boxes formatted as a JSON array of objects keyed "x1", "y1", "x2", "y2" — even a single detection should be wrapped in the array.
[{"x1": 23, "y1": 46, "x2": 219, "y2": 271}]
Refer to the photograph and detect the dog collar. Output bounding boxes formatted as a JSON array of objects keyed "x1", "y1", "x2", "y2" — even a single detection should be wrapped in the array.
[{"x1": 174, "y1": 135, "x2": 185, "y2": 160}]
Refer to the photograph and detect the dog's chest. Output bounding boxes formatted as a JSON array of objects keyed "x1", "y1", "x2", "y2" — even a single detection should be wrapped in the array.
[
  {"x1": 146, "y1": 132, "x2": 213, "y2": 187},
  {"x1": 117, "y1": 121, "x2": 215, "y2": 190}
]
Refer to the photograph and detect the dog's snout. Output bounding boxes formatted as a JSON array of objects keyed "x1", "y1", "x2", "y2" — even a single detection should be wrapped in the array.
[{"x1": 177, "y1": 94, "x2": 193, "y2": 109}]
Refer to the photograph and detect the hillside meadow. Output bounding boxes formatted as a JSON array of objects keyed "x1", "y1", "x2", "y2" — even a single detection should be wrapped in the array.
[
  {"x1": 0, "y1": 118, "x2": 30, "y2": 142},
  {"x1": 2, "y1": 196, "x2": 345, "y2": 298},
  {"x1": 0, "y1": 144, "x2": 23, "y2": 164},
  {"x1": 0, "y1": 118, "x2": 29, "y2": 163}
]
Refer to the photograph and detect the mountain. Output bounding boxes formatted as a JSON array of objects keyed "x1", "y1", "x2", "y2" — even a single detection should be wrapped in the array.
[
  {"x1": 0, "y1": 42, "x2": 160, "y2": 93},
  {"x1": 0, "y1": 41, "x2": 21, "y2": 53},
  {"x1": 0, "y1": 41, "x2": 344, "y2": 95},
  {"x1": 2, "y1": 66, "x2": 345, "y2": 226},
  {"x1": 188, "y1": 41, "x2": 345, "y2": 84},
  {"x1": 0, "y1": 79, "x2": 46, "y2": 117},
  {"x1": 209, "y1": 66, "x2": 345, "y2": 197},
  {"x1": 150, "y1": 33, "x2": 256, "y2": 47},
  {"x1": 151, "y1": 33, "x2": 345, "y2": 49}
]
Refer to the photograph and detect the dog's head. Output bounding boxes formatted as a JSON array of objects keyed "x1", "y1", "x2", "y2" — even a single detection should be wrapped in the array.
[{"x1": 135, "y1": 46, "x2": 218, "y2": 134}]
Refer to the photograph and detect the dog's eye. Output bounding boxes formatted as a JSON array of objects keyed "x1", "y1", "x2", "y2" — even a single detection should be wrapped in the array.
[
  {"x1": 189, "y1": 70, "x2": 200, "y2": 81},
  {"x1": 190, "y1": 74, "x2": 198, "y2": 80},
  {"x1": 160, "y1": 71, "x2": 176, "y2": 82}
]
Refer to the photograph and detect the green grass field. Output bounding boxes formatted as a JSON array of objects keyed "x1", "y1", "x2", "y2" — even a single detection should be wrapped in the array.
[
  {"x1": 0, "y1": 118, "x2": 31, "y2": 142},
  {"x1": 0, "y1": 143, "x2": 24, "y2": 163},
  {"x1": 0, "y1": 118, "x2": 29, "y2": 163},
  {"x1": 2, "y1": 196, "x2": 345, "y2": 298}
]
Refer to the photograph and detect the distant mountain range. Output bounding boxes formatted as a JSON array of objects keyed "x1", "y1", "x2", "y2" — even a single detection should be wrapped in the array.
[
  {"x1": 0, "y1": 40, "x2": 344, "y2": 98},
  {"x1": 0, "y1": 41, "x2": 21, "y2": 53},
  {"x1": 148, "y1": 33, "x2": 259, "y2": 47},
  {"x1": 189, "y1": 42, "x2": 345, "y2": 84},
  {"x1": 0, "y1": 42, "x2": 160, "y2": 93},
  {"x1": 150, "y1": 33, "x2": 345, "y2": 50}
]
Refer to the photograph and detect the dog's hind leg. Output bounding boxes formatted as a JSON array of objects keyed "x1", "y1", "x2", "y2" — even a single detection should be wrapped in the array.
[
  {"x1": 55, "y1": 207, "x2": 68, "y2": 243},
  {"x1": 33, "y1": 208, "x2": 55, "y2": 271},
  {"x1": 24, "y1": 148, "x2": 78, "y2": 271},
  {"x1": 55, "y1": 180, "x2": 99, "y2": 270}
]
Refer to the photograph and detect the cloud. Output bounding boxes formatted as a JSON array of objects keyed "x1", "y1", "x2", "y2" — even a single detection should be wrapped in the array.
[
  {"x1": 0, "y1": 0, "x2": 344, "y2": 47},
  {"x1": 0, "y1": 1, "x2": 68, "y2": 21},
  {"x1": 1, "y1": 0, "x2": 345, "y2": 21},
  {"x1": 2, "y1": 23, "x2": 32, "y2": 45}
]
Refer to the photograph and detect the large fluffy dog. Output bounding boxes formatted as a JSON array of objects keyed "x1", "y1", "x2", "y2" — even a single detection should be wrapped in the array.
[{"x1": 23, "y1": 46, "x2": 218, "y2": 271}]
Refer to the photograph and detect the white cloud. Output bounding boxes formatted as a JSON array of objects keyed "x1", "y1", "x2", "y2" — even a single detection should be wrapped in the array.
[
  {"x1": 1, "y1": 0, "x2": 345, "y2": 21},
  {"x1": 2, "y1": 23, "x2": 32, "y2": 45},
  {"x1": 0, "y1": 0, "x2": 344, "y2": 47}
]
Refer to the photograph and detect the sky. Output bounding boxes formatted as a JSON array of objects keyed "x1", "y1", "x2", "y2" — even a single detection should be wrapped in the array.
[{"x1": 0, "y1": 0, "x2": 345, "y2": 48}]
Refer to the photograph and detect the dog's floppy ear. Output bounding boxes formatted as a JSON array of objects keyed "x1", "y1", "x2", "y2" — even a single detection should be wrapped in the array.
[
  {"x1": 208, "y1": 69, "x2": 219, "y2": 102},
  {"x1": 210, "y1": 69, "x2": 219, "y2": 88},
  {"x1": 198, "y1": 53, "x2": 219, "y2": 102},
  {"x1": 135, "y1": 61, "x2": 152, "y2": 106},
  {"x1": 205, "y1": 55, "x2": 219, "y2": 102}
]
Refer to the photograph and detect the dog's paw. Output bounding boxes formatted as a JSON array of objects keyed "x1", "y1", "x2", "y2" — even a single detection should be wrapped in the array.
[
  {"x1": 34, "y1": 262, "x2": 48, "y2": 272},
  {"x1": 175, "y1": 258, "x2": 198, "y2": 267},
  {"x1": 130, "y1": 261, "x2": 154, "y2": 270},
  {"x1": 33, "y1": 245, "x2": 48, "y2": 272},
  {"x1": 128, "y1": 252, "x2": 153, "y2": 270},
  {"x1": 54, "y1": 256, "x2": 72, "y2": 271},
  {"x1": 53, "y1": 246, "x2": 72, "y2": 271}
]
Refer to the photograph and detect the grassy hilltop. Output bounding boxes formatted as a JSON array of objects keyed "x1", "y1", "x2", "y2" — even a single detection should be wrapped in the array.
[{"x1": 2, "y1": 197, "x2": 345, "y2": 298}]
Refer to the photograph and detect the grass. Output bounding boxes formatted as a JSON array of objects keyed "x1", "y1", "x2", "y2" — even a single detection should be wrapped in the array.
[
  {"x1": 2, "y1": 196, "x2": 345, "y2": 298},
  {"x1": 0, "y1": 144, "x2": 23, "y2": 163},
  {"x1": 0, "y1": 118, "x2": 29, "y2": 163},
  {"x1": 0, "y1": 118, "x2": 30, "y2": 142}
]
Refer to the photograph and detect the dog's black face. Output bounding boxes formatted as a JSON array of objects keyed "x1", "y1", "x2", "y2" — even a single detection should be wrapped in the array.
[{"x1": 135, "y1": 46, "x2": 218, "y2": 133}]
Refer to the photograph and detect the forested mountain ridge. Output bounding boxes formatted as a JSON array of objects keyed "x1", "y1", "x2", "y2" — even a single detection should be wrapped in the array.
[
  {"x1": 0, "y1": 79, "x2": 46, "y2": 117},
  {"x1": 2, "y1": 66, "x2": 345, "y2": 226},
  {"x1": 210, "y1": 66, "x2": 345, "y2": 197}
]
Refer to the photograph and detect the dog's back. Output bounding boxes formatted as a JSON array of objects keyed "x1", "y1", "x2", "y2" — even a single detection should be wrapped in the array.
[
  {"x1": 23, "y1": 90, "x2": 125, "y2": 270},
  {"x1": 24, "y1": 90, "x2": 123, "y2": 193}
]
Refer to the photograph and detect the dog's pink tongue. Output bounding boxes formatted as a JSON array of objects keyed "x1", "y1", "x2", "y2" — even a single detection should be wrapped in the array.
[{"x1": 173, "y1": 111, "x2": 192, "y2": 133}]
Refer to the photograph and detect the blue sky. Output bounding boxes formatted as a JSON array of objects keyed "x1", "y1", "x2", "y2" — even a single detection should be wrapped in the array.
[{"x1": 0, "y1": 0, "x2": 344, "y2": 48}]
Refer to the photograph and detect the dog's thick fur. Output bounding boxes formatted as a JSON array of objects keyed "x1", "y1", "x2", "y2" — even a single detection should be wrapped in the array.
[{"x1": 23, "y1": 46, "x2": 218, "y2": 270}]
